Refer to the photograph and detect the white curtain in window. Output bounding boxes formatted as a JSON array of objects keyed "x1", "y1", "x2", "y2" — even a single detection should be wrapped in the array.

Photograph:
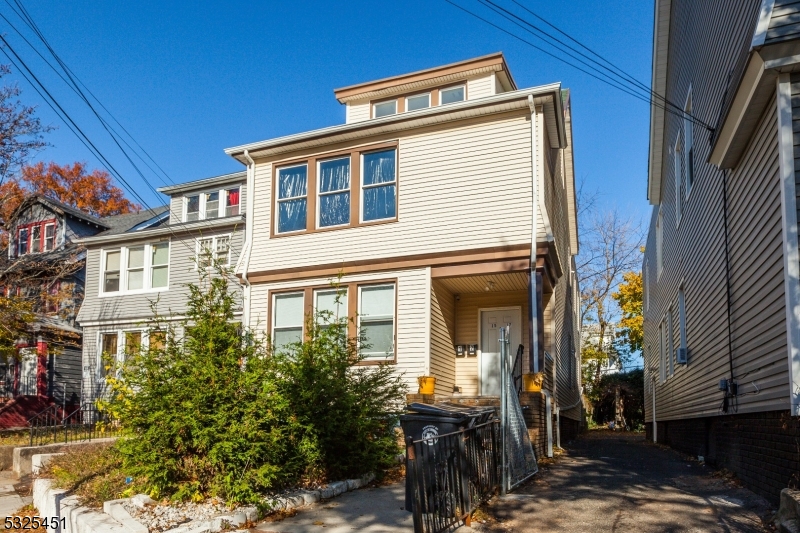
[
  {"x1": 319, "y1": 158, "x2": 350, "y2": 227},
  {"x1": 362, "y1": 150, "x2": 396, "y2": 222},
  {"x1": 278, "y1": 166, "x2": 308, "y2": 233}
]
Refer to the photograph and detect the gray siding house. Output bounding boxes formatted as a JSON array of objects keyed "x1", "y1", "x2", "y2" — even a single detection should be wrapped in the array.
[
  {"x1": 75, "y1": 172, "x2": 245, "y2": 403},
  {"x1": 0, "y1": 195, "x2": 113, "y2": 406},
  {"x1": 644, "y1": 0, "x2": 800, "y2": 503}
]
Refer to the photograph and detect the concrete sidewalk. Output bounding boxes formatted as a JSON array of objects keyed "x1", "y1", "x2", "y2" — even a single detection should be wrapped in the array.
[
  {"x1": 255, "y1": 482, "x2": 413, "y2": 533},
  {"x1": 478, "y1": 431, "x2": 773, "y2": 533},
  {"x1": 0, "y1": 471, "x2": 30, "y2": 517}
]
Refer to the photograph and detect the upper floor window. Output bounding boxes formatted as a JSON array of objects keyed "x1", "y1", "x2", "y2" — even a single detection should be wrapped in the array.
[
  {"x1": 276, "y1": 165, "x2": 308, "y2": 233},
  {"x1": 16, "y1": 220, "x2": 57, "y2": 256},
  {"x1": 184, "y1": 186, "x2": 242, "y2": 222},
  {"x1": 441, "y1": 85, "x2": 465, "y2": 105},
  {"x1": 362, "y1": 149, "x2": 397, "y2": 222},
  {"x1": 274, "y1": 143, "x2": 398, "y2": 236},
  {"x1": 373, "y1": 100, "x2": 397, "y2": 118},
  {"x1": 674, "y1": 134, "x2": 683, "y2": 224},
  {"x1": 196, "y1": 235, "x2": 231, "y2": 269},
  {"x1": 318, "y1": 157, "x2": 350, "y2": 227},
  {"x1": 225, "y1": 188, "x2": 240, "y2": 217},
  {"x1": 406, "y1": 92, "x2": 430, "y2": 111},
  {"x1": 102, "y1": 242, "x2": 170, "y2": 295}
]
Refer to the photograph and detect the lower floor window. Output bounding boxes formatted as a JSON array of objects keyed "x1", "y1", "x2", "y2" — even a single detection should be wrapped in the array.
[
  {"x1": 358, "y1": 284, "x2": 395, "y2": 360},
  {"x1": 269, "y1": 281, "x2": 396, "y2": 361}
]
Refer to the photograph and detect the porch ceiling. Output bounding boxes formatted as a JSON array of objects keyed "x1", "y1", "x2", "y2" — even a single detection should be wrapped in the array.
[{"x1": 435, "y1": 271, "x2": 529, "y2": 294}]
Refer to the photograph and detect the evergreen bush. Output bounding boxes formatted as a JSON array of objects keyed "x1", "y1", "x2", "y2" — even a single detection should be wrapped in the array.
[{"x1": 101, "y1": 272, "x2": 406, "y2": 504}]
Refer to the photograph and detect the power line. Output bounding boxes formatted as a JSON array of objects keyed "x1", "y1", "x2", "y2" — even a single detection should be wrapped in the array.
[
  {"x1": 4, "y1": 0, "x2": 174, "y2": 186},
  {"x1": 446, "y1": 0, "x2": 714, "y2": 131}
]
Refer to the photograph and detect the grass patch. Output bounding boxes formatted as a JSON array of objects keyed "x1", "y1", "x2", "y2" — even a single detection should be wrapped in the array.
[
  {"x1": 0, "y1": 430, "x2": 31, "y2": 447},
  {"x1": 39, "y1": 443, "x2": 137, "y2": 508}
]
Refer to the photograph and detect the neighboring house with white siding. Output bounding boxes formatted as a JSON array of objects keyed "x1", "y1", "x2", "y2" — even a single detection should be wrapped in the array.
[
  {"x1": 225, "y1": 53, "x2": 583, "y2": 456},
  {"x1": 75, "y1": 172, "x2": 245, "y2": 402},
  {"x1": 644, "y1": 0, "x2": 800, "y2": 503}
]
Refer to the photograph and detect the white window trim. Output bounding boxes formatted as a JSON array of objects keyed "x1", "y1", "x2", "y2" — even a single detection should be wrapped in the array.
[
  {"x1": 440, "y1": 84, "x2": 466, "y2": 105},
  {"x1": 659, "y1": 319, "x2": 666, "y2": 384},
  {"x1": 271, "y1": 291, "x2": 305, "y2": 345},
  {"x1": 406, "y1": 92, "x2": 431, "y2": 111},
  {"x1": 678, "y1": 284, "x2": 687, "y2": 355},
  {"x1": 44, "y1": 222, "x2": 56, "y2": 251},
  {"x1": 372, "y1": 100, "x2": 397, "y2": 118},
  {"x1": 275, "y1": 164, "x2": 309, "y2": 235},
  {"x1": 684, "y1": 87, "x2": 694, "y2": 201},
  {"x1": 195, "y1": 234, "x2": 232, "y2": 270},
  {"x1": 99, "y1": 242, "x2": 171, "y2": 297},
  {"x1": 183, "y1": 186, "x2": 241, "y2": 223},
  {"x1": 96, "y1": 329, "x2": 160, "y2": 381},
  {"x1": 359, "y1": 149, "x2": 398, "y2": 224},
  {"x1": 667, "y1": 308, "x2": 675, "y2": 377},
  {"x1": 316, "y1": 156, "x2": 351, "y2": 229},
  {"x1": 357, "y1": 283, "x2": 396, "y2": 360}
]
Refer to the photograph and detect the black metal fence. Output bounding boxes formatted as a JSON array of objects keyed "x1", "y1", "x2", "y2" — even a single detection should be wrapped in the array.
[
  {"x1": 406, "y1": 419, "x2": 500, "y2": 533},
  {"x1": 29, "y1": 402, "x2": 120, "y2": 447}
]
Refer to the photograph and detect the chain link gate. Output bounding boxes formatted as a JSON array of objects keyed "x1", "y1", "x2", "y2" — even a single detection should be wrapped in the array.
[{"x1": 500, "y1": 325, "x2": 538, "y2": 492}]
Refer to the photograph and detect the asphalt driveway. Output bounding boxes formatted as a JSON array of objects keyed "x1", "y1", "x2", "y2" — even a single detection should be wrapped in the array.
[{"x1": 477, "y1": 430, "x2": 774, "y2": 533}]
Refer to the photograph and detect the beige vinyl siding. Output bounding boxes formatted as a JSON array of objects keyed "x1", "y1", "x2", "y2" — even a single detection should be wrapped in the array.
[
  {"x1": 453, "y1": 290, "x2": 529, "y2": 396},
  {"x1": 346, "y1": 101, "x2": 371, "y2": 123},
  {"x1": 248, "y1": 112, "x2": 537, "y2": 273},
  {"x1": 644, "y1": 91, "x2": 788, "y2": 421},
  {"x1": 77, "y1": 226, "x2": 245, "y2": 323},
  {"x1": 466, "y1": 74, "x2": 495, "y2": 100},
  {"x1": 430, "y1": 280, "x2": 456, "y2": 394},
  {"x1": 170, "y1": 196, "x2": 183, "y2": 224},
  {"x1": 249, "y1": 268, "x2": 429, "y2": 392}
]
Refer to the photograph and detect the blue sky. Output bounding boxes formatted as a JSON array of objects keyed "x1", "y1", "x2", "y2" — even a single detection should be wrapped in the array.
[{"x1": 6, "y1": 0, "x2": 654, "y2": 220}]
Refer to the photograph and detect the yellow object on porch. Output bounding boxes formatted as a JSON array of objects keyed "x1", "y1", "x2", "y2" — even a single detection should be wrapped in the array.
[
  {"x1": 417, "y1": 376, "x2": 436, "y2": 394},
  {"x1": 523, "y1": 372, "x2": 544, "y2": 392}
]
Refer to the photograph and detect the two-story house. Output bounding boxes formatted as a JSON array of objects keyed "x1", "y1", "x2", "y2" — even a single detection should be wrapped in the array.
[
  {"x1": 0, "y1": 195, "x2": 112, "y2": 406},
  {"x1": 225, "y1": 53, "x2": 583, "y2": 457},
  {"x1": 644, "y1": 0, "x2": 800, "y2": 503},
  {"x1": 74, "y1": 171, "x2": 245, "y2": 403}
]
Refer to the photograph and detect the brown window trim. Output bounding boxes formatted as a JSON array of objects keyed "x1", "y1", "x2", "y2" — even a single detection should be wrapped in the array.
[
  {"x1": 266, "y1": 278, "x2": 398, "y2": 365},
  {"x1": 369, "y1": 80, "x2": 468, "y2": 117},
  {"x1": 271, "y1": 141, "x2": 399, "y2": 238}
]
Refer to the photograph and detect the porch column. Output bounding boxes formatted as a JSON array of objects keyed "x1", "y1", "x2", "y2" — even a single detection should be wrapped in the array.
[{"x1": 36, "y1": 338, "x2": 47, "y2": 397}]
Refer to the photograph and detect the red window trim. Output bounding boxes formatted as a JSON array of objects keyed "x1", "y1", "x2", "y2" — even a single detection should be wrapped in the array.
[{"x1": 16, "y1": 219, "x2": 57, "y2": 255}]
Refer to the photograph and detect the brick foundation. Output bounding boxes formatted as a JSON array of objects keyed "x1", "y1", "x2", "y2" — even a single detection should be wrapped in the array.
[{"x1": 646, "y1": 410, "x2": 800, "y2": 505}]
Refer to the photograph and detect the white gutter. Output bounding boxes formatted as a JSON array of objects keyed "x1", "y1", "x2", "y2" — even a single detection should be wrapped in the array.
[
  {"x1": 239, "y1": 150, "x2": 256, "y2": 330},
  {"x1": 528, "y1": 95, "x2": 541, "y2": 374}
]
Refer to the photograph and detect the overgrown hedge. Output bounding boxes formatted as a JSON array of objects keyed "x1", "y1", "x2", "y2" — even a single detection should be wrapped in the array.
[{"x1": 101, "y1": 272, "x2": 406, "y2": 503}]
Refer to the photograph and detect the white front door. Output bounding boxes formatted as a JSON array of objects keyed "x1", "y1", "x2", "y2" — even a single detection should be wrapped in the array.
[
  {"x1": 480, "y1": 308, "x2": 522, "y2": 396},
  {"x1": 19, "y1": 348, "x2": 37, "y2": 396}
]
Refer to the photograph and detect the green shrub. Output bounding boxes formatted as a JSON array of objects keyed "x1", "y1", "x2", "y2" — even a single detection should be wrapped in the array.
[{"x1": 101, "y1": 272, "x2": 406, "y2": 504}]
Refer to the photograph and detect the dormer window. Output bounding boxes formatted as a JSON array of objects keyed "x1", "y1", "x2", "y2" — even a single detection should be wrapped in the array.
[
  {"x1": 16, "y1": 220, "x2": 57, "y2": 256},
  {"x1": 186, "y1": 195, "x2": 200, "y2": 222},
  {"x1": 406, "y1": 93, "x2": 430, "y2": 111},
  {"x1": 373, "y1": 100, "x2": 397, "y2": 118},
  {"x1": 441, "y1": 85, "x2": 465, "y2": 105},
  {"x1": 225, "y1": 188, "x2": 240, "y2": 216},
  {"x1": 183, "y1": 186, "x2": 242, "y2": 222}
]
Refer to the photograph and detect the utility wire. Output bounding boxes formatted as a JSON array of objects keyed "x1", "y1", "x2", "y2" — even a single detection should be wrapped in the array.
[
  {"x1": 5, "y1": 0, "x2": 174, "y2": 186},
  {"x1": 446, "y1": 0, "x2": 714, "y2": 131}
]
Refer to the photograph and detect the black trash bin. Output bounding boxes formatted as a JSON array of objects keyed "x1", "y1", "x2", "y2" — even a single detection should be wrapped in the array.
[{"x1": 400, "y1": 403, "x2": 496, "y2": 513}]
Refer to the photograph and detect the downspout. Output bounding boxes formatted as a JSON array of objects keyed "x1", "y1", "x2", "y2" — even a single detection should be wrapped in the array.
[
  {"x1": 240, "y1": 150, "x2": 256, "y2": 329},
  {"x1": 528, "y1": 94, "x2": 540, "y2": 374}
]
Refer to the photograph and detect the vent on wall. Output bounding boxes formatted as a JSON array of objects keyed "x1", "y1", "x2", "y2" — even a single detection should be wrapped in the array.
[{"x1": 676, "y1": 348, "x2": 688, "y2": 365}]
